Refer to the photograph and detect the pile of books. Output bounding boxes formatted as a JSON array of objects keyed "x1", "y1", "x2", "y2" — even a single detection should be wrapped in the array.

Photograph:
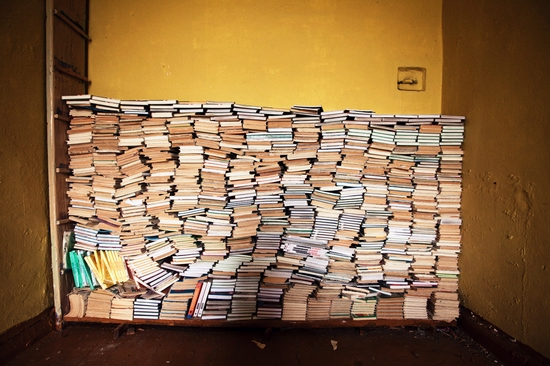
[{"x1": 62, "y1": 95, "x2": 464, "y2": 322}]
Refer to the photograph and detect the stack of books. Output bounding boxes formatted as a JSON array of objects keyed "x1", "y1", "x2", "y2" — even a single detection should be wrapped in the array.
[
  {"x1": 66, "y1": 288, "x2": 91, "y2": 318},
  {"x1": 256, "y1": 285, "x2": 284, "y2": 319},
  {"x1": 62, "y1": 95, "x2": 465, "y2": 323},
  {"x1": 134, "y1": 297, "x2": 162, "y2": 320},
  {"x1": 345, "y1": 287, "x2": 378, "y2": 320},
  {"x1": 428, "y1": 291, "x2": 460, "y2": 321},
  {"x1": 281, "y1": 283, "x2": 316, "y2": 321},
  {"x1": 329, "y1": 298, "x2": 353, "y2": 319},
  {"x1": 309, "y1": 283, "x2": 345, "y2": 319},
  {"x1": 376, "y1": 295, "x2": 405, "y2": 320},
  {"x1": 306, "y1": 297, "x2": 332, "y2": 320},
  {"x1": 228, "y1": 273, "x2": 260, "y2": 321},
  {"x1": 84, "y1": 289, "x2": 115, "y2": 318},
  {"x1": 201, "y1": 278, "x2": 236, "y2": 320},
  {"x1": 403, "y1": 290, "x2": 430, "y2": 319},
  {"x1": 160, "y1": 277, "x2": 204, "y2": 320},
  {"x1": 351, "y1": 297, "x2": 378, "y2": 320},
  {"x1": 110, "y1": 297, "x2": 135, "y2": 320}
]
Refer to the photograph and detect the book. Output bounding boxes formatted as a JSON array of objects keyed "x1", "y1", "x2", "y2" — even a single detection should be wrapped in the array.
[
  {"x1": 195, "y1": 281, "x2": 212, "y2": 318},
  {"x1": 187, "y1": 281, "x2": 204, "y2": 318}
]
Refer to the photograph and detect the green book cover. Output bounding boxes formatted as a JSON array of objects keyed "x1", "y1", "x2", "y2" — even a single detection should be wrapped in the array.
[
  {"x1": 69, "y1": 251, "x2": 82, "y2": 288},
  {"x1": 77, "y1": 252, "x2": 95, "y2": 288}
]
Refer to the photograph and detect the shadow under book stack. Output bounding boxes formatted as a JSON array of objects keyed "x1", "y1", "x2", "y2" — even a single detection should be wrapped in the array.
[{"x1": 62, "y1": 95, "x2": 464, "y2": 324}]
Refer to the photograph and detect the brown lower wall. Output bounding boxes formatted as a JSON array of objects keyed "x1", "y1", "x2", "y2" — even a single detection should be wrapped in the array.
[
  {"x1": 0, "y1": 307, "x2": 55, "y2": 365},
  {"x1": 459, "y1": 307, "x2": 550, "y2": 366}
]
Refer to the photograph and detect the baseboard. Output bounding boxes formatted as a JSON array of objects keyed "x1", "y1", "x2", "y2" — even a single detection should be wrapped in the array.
[
  {"x1": 459, "y1": 307, "x2": 550, "y2": 366},
  {"x1": 0, "y1": 307, "x2": 55, "y2": 364}
]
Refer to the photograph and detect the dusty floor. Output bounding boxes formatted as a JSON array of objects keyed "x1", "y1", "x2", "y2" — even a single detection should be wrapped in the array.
[{"x1": 5, "y1": 325, "x2": 502, "y2": 366}]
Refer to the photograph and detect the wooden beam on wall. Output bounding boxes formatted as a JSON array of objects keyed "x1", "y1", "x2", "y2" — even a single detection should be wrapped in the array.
[
  {"x1": 46, "y1": 0, "x2": 63, "y2": 331},
  {"x1": 54, "y1": 8, "x2": 90, "y2": 41}
]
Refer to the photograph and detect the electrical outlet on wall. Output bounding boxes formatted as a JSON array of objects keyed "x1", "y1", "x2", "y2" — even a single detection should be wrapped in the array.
[{"x1": 397, "y1": 67, "x2": 426, "y2": 91}]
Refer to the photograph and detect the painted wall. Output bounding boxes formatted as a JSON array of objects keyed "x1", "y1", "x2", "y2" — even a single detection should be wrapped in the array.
[
  {"x1": 0, "y1": 1, "x2": 52, "y2": 334},
  {"x1": 442, "y1": 0, "x2": 550, "y2": 359},
  {"x1": 88, "y1": 0, "x2": 442, "y2": 114}
]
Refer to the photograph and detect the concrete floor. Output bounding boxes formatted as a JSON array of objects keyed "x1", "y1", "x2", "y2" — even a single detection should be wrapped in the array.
[{"x1": 5, "y1": 325, "x2": 502, "y2": 366}]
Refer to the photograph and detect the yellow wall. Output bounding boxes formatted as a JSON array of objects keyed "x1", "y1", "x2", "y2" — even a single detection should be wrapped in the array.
[
  {"x1": 0, "y1": 1, "x2": 52, "y2": 334},
  {"x1": 442, "y1": 0, "x2": 550, "y2": 359},
  {"x1": 89, "y1": 0, "x2": 442, "y2": 114}
]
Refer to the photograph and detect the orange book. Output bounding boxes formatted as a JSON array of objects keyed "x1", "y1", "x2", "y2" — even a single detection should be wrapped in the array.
[{"x1": 187, "y1": 281, "x2": 203, "y2": 318}]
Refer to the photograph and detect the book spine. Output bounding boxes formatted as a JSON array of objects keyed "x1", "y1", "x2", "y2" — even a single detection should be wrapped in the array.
[
  {"x1": 195, "y1": 281, "x2": 212, "y2": 318},
  {"x1": 69, "y1": 251, "x2": 81, "y2": 288},
  {"x1": 78, "y1": 252, "x2": 94, "y2": 288},
  {"x1": 187, "y1": 281, "x2": 203, "y2": 319}
]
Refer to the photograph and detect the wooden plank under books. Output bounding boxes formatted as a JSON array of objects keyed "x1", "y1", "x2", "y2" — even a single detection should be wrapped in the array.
[{"x1": 63, "y1": 316, "x2": 455, "y2": 328}]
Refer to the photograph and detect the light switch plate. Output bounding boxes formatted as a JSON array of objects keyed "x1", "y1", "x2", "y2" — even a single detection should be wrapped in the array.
[{"x1": 397, "y1": 67, "x2": 426, "y2": 91}]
